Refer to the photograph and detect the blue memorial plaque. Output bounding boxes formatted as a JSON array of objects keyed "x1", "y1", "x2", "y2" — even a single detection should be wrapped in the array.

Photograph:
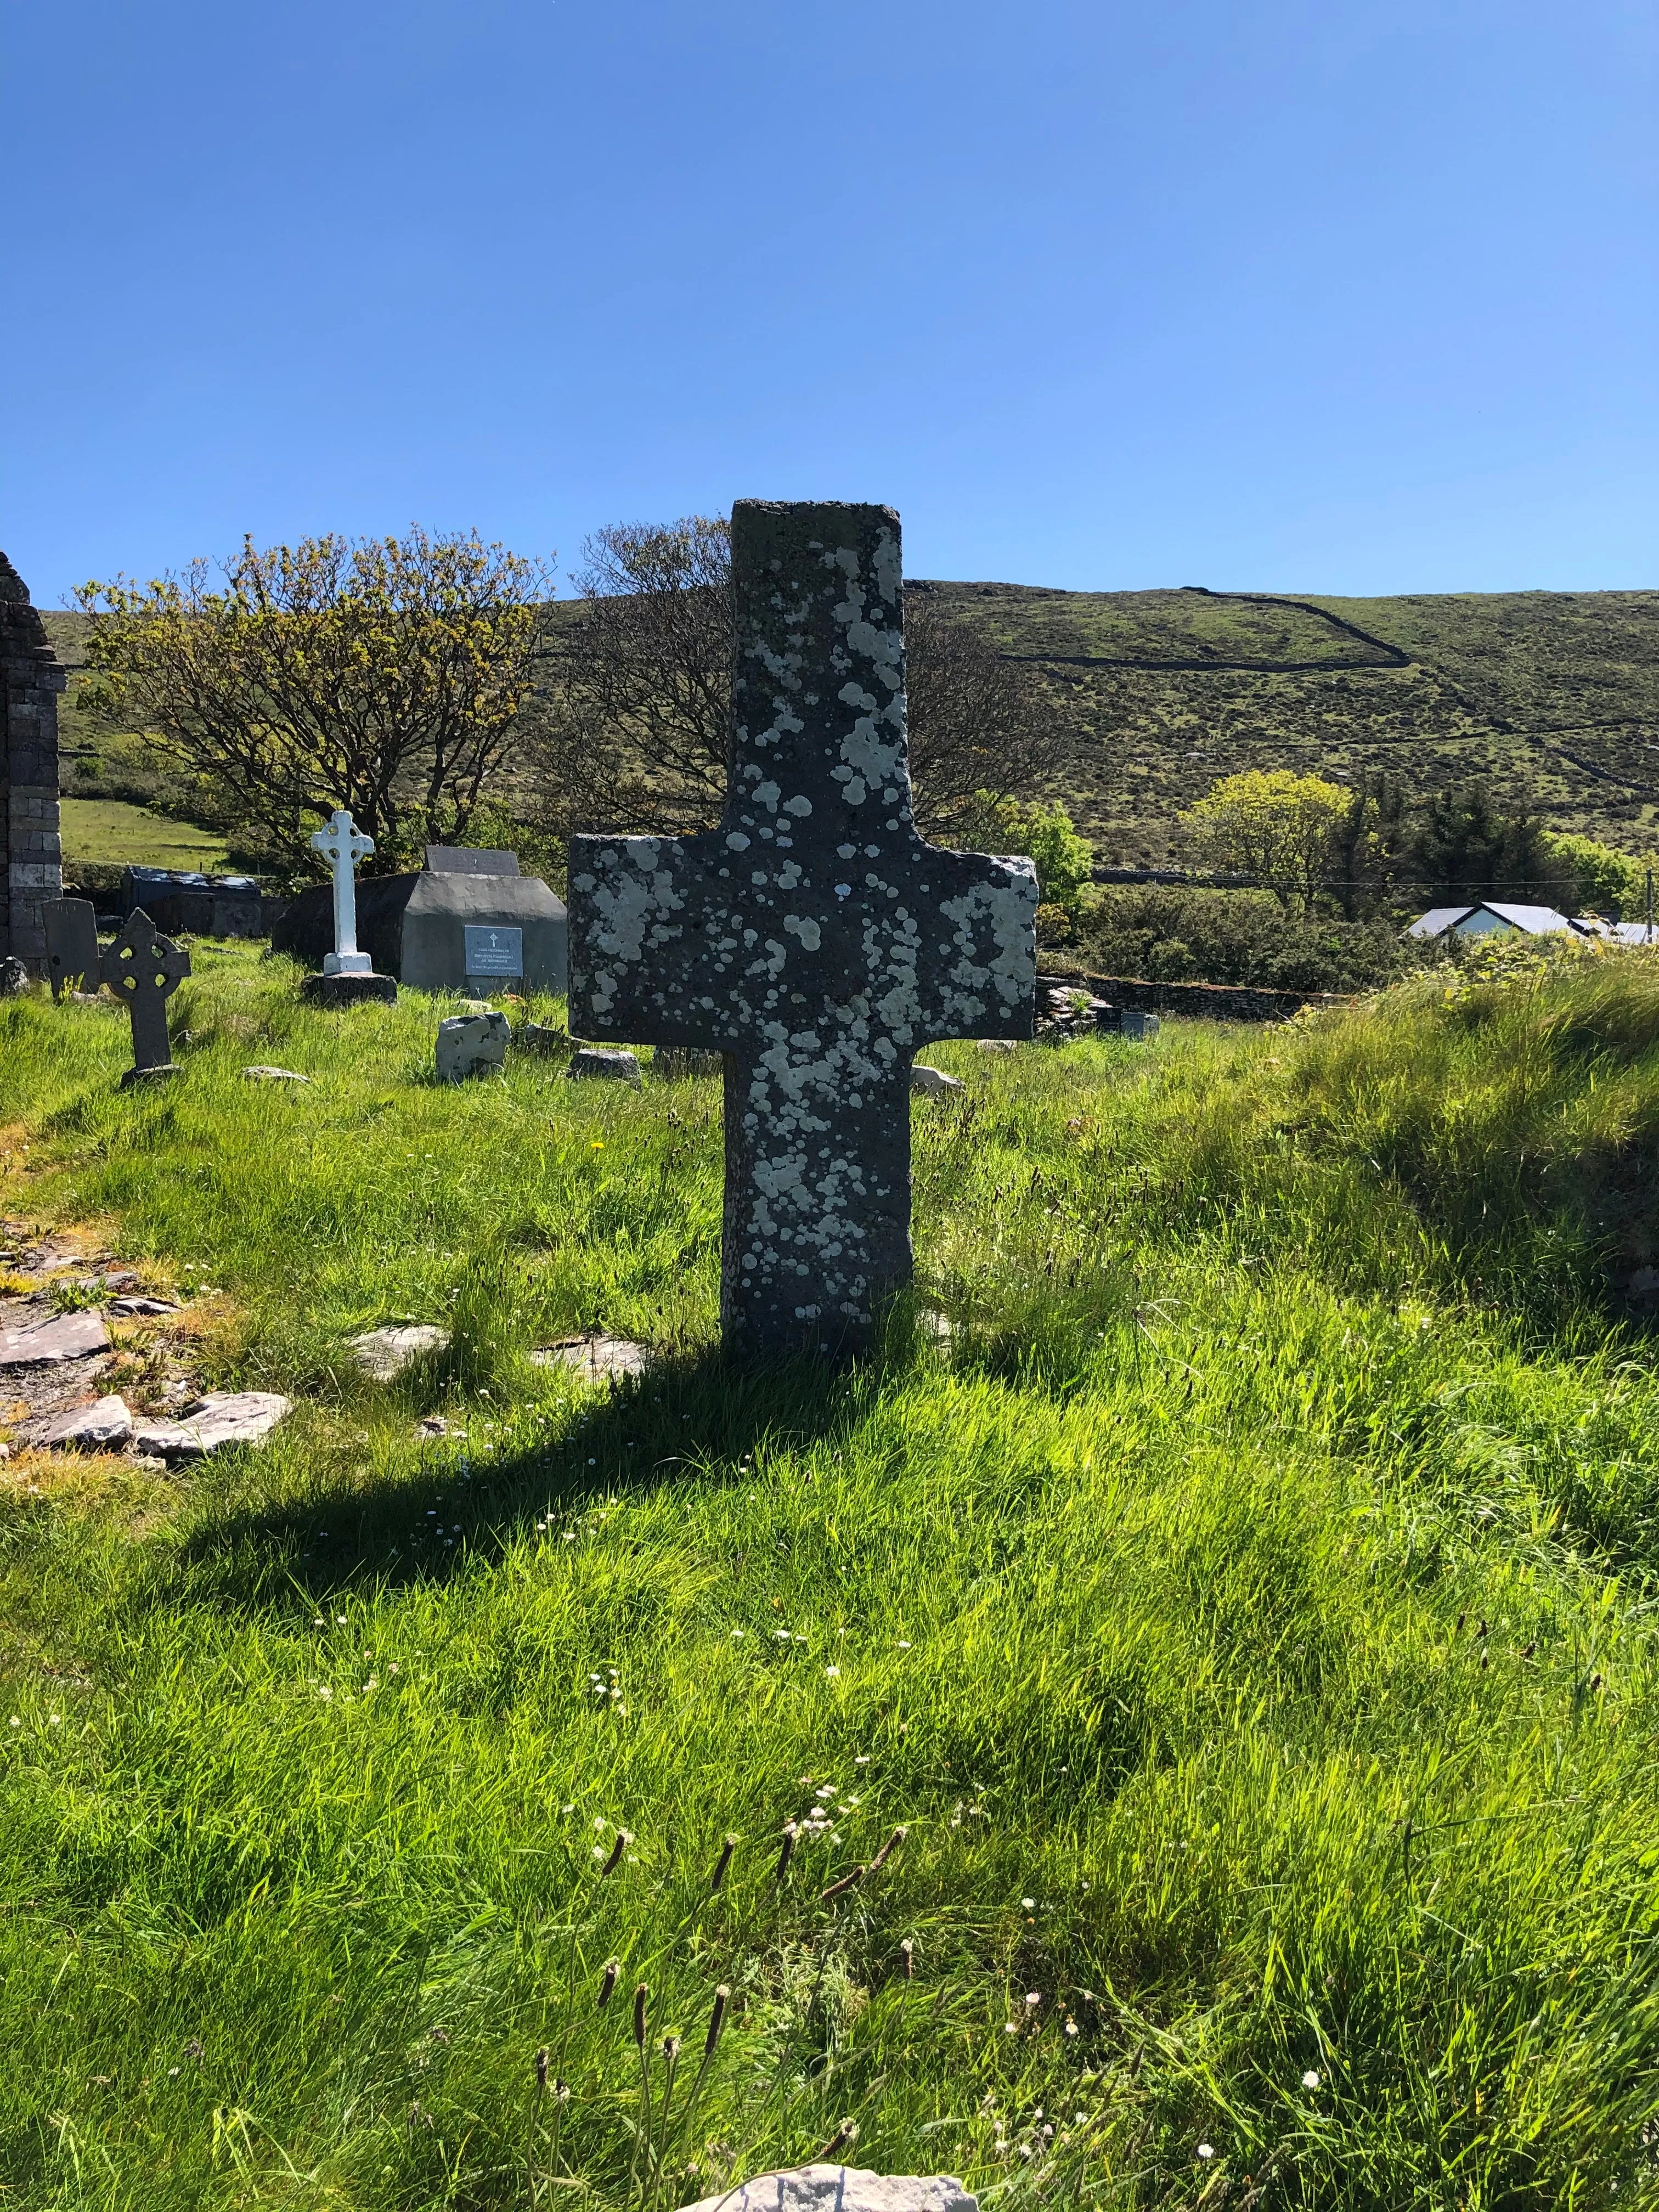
[{"x1": 464, "y1": 924, "x2": 523, "y2": 978}]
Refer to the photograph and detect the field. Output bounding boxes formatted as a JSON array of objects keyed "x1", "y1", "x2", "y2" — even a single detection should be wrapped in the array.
[
  {"x1": 5, "y1": 951, "x2": 1659, "y2": 2207},
  {"x1": 58, "y1": 798, "x2": 232, "y2": 873},
  {"x1": 40, "y1": 581, "x2": 1659, "y2": 881}
]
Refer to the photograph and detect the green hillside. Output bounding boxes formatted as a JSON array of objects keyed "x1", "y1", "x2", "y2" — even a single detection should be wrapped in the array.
[
  {"x1": 915, "y1": 582, "x2": 1659, "y2": 861},
  {"x1": 42, "y1": 585, "x2": 1659, "y2": 870}
]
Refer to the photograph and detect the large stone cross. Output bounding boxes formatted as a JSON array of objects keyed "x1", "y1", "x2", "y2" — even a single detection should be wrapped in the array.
[
  {"x1": 312, "y1": 808, "x2": 374, "y2": 976},
  {"x1": 567, "y1": 499, "x2": 1036, "y2": 1357}
]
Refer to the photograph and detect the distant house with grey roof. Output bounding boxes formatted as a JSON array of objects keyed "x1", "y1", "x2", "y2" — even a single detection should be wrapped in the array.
[{"x1": 1407, "y1": 901, "x2": 1586, "y2": 942}]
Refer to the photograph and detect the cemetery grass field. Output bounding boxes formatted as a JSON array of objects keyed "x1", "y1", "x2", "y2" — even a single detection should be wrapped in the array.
[{"x1": 7, "y1": 951, "x2": 1659, "y2": 2208}]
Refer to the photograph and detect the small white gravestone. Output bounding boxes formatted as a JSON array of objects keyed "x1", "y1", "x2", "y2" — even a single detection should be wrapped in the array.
[{"x1": 312, "y1": 808, "x2": 375, "y2": 977}]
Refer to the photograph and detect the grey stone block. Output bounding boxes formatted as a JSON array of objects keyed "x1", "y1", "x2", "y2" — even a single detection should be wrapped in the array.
[
  {"x1": 300, "y1": 970, "x2": 398, "y2": 1008},
  {"x1": 40, "y1": 1394, "x2": 134, "y2": 1451},
  {"x1": 132, "y1": 1392, "x2": 291, "y2": 1459},
  {"x1": 436, "y1": 1010, "x2": 510, "y2": 1081},
  {"x1": 0, "y1": 1309, "x2": 110, "y2": 1365},
  {"x1": 910, "y1": 1064, "x2": 966, "y2": 1097},
  {"x1": 567, "y1": 1047, "x2": 641, "y2": 1085},
  {"x1": 275, "y1": 867, "x2": 567, "y2": 992}
]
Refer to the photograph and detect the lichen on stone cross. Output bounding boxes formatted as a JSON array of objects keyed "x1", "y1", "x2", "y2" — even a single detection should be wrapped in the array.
[
  {"x1": 100, "y1": 908, "x2": 190, "y2": 1076},
  {"x1": 567, "y1": 498, "x2": 1037, "y2": 1358}
]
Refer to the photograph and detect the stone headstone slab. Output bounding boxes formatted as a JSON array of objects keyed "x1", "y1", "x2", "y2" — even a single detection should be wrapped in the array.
[
  {"x1": 1121, "y1": 1009, "x2": 1160, "y2": 1042},
  {"x1": 910, "y1": 1065, "x2": 965, "y2": 1098},
  {"x1": 567, "y1": 499, "x2": 1037, "y2": 1358},
  {"x1": 131, "y1": 1392, "x2": 291, "y2": 1459},
  {"x1": 436, "y1": 1010, "x2": 510, "y2": 1082},
  {"x1": 349, "y1": 1324, "x2": 452, "y2": 1381},
  {"x1": 43, "y1": 898, "x2": 100, "y2": 1000},
  {"x1": 676, "y1": 2169, "x2": 975, "y2": 2212},
  {"x1": 567, "y1": 1047, "x2": 641, "y2": 1085},
  {"x1": 39, "y1": 1393, "x2": 133, "y2": 1451},
  {"x1": 0, "y1": 1308, "x2": 109, "y2": 1366}
]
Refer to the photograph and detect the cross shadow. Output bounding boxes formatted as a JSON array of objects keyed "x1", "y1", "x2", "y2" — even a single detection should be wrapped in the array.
[{"x1": 171, "y1": 1344, "x2": 882, "y2": 1616}]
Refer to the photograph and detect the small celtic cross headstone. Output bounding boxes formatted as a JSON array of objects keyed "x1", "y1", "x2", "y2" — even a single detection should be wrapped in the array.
[
  {"x1": 101, "y1": 908, "x2": 189, "y2": 1085},
  {"x1": 312, "y1": 808, "x2": 375, "y2": 975},
  {"x1": 567, "y1": 499, "x2": 1037, "y2": 1357}
]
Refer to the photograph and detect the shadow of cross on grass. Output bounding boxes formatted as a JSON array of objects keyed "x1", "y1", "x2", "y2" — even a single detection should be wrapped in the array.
[
  {"x1": 567, "y1": 499, "x2": 1037, "y2": 1363},
  {"x1": 171, "y1": 1349, "x2": 875, "y2": 1616}
]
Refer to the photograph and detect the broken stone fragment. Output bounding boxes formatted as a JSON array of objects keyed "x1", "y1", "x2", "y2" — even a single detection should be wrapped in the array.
[
  {"x1": 0, "y1": 1309, "x2": 110, "y2": 1367},
  {"x1": 349, "y1": 1324, "x2": 452, "y2": 1381},
  {"x1": 131, "y1": 1392, "x2": 291, "y2": 1460},
  {"x1": 40, "y1": 1394, "x2": 134, "y2": 1451},
  {"x1": 977, "y1": 1039, "x2": 1018, "y2": 1055},
  {"x1": 242, "y1": 1065, "x2": 312, "y2": 1083},
  {"x1": 675, "y1": 2169, "x2": 977, "y2": 2212},
  {"x1": 106, "y1": 1296, "x2": 179, "y2": 1317},
  {"x1": 567, "y1": 1048, "x2": 641, "y2": 1085},
  {"x1": 910, "y1": 1065, "x2": 965, "y2": 1098},
  {"x1": 436, "y1": 1010, "x2": 510, "y2": 1082}
]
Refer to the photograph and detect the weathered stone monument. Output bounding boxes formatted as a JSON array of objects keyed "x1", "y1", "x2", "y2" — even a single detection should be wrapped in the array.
[
  {"x1": 101, "y1": 909, "x2": 189, "y2": 1084},
  {"x1": 299, "y1": 808, "x2": 397, "y2": 1006},
  {"x1": 44, "y1": 896, "x2": 100, "y2": 1000},
  {"x1": 567, "y1": 499, "x2": 1036, "y2": 1357},
  {"x1": 275, "y1": 844, "x2": 566, "y2": 993},
  {"x1": 1, "y1": 552, "x2": 64, "y2": 976}
]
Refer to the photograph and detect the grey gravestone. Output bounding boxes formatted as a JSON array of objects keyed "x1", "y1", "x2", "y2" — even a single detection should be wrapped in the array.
[
  {"x1": 568, "y1": 499, "x2": 1036, "y2": 1358},
  {"x1": 1121, "y1": 1009, "x2": 1160, "y2": 1042},
  {"x1": 567, "y1": 1046, "x2": 641, "y2": 1085},
  {"x1": 425, "y1": 846, "x2": 519, "y2": 875},
  {"x1": 275, "y1": 864, "x2": 566, "y2": 993},
  {"x1": 44, "y1": 896, "x2": 99, "y2": 1000},
  {"x1": 100, "y1": 909, "x2": 189, "y2": 1084}
]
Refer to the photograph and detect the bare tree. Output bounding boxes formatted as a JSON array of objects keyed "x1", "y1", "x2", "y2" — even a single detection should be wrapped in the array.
[{"x1": 524, "y1": 516, "x2": 1068, "y2": 845}]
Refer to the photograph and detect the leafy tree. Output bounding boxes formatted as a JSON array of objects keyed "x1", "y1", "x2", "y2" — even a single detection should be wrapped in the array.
[
  {"x1": 525, "y1": 516, "x2": 1069, "y2": 844},
  {"x1": 1412, "y1": 781, "x2": 1553, "y2": 907},
  {"x1": 1541, "y1": 832, "x2": 1653, "y2": 920},
  {"x1": 972, "y1": 796, "x2": 1098, "y2": 943},
  {"x1": 1182, "y1": 769, "x2": 1351, "y2": 909},
  {"x1": 76, "y1": 529, "x2": 550, "y2": 873}
]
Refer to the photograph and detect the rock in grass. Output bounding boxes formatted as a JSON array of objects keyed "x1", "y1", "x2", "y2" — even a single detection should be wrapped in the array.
[
  {"x1": 349, "y1": 1324, "x2": 451, "y2": 1381},
  {"x1": 106, "y1": 1295, "x2": 179, "y2": 1317},
  {"x1": 131, "y1": 1392, "x2": 290, "y2": 1460},
  {"x1": 0, "y1": 1309, "x2": 109, "y2": 1367},
  {"x1": 910, "y1": 1065, "x2": 965, "y2": 1098},
  {"x1": 676, "y1": 2169, "x2": 976, "y2": 2212},
  {"x1": 39, "y1": 1394, "x2": 134, "y2": 1451},
  {"x1": 436, "y1": 1011, "x2": 510, "y2": 1082},
  {"x1": 0, "y1": 956, "x2": 30, "y2": 996},
  {"x1": 531, "y1": 1332, "x2": 650, "y2": 1384},
  {"x1": 242, "y1": 1065, "x2": 312, "y2": 1084},
  {"x1": 567, "y1": 1048, "x2": 641, "y2": 1085}
]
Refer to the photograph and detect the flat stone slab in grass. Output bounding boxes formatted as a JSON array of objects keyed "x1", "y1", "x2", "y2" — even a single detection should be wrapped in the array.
[
  {"x1": 677, "y1": 2169, "x2": 976, "y2": 2212},
  {"x1": 0, "y1": 1309, "x2": 109, "y2": 1366},
  {"x1": 106, "y1": 1295, "x2": 179, "y2": 1317},
  {"x1": 910, "y1": 1065, "x2": 965, "y2": 1098},
  {"x1": 132, "y1": 1392, "x2": 291, "y2": 1460},
  {"x1": 38, "y1": 1394, "x2": 134, "y2": 1451},
  {"x1": 567, "y1": 1048, "x2": 641, "y2": 1085},
  {"x1": 532, "y1": 1333, "x2": 651, "y2": 1384},
  {"x1": 242, "y1": 1065, "x2": 312, "y2": 1084},
  {"x1": 350, "y1": 1324, "x2": 451, "y2": 1381}
]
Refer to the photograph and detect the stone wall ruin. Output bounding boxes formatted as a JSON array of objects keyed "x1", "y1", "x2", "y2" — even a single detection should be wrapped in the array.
[{"x1": 1, "y1": 552, "x2": 64, "y2": 971}]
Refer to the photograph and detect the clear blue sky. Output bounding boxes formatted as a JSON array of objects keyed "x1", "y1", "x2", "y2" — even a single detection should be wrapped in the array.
[{"x1": 3, "y1": 0, "x2": 1655, "y2": 604}]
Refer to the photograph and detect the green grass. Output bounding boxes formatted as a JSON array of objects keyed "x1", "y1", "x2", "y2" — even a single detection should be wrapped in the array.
[
  {"x1": 58, "y1": 797, "x2": 232, "y2": 872},
  {"x1": 5, "y1": 955, "x2": 1659, "y2": 2207}
]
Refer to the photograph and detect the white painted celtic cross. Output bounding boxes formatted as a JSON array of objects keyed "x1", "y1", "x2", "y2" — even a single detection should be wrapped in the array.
[
  {"x1": 567, "y1": 499, "x2": 1037, "y2": 1357},
  {"x1": 311, "y1": 808, "x2": 375, "y2": 975}
]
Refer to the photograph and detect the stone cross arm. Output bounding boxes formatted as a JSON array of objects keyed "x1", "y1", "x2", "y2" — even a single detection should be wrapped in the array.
[{"x1": 569, "y1": 831, "x2": 1035, "y2": 1052}]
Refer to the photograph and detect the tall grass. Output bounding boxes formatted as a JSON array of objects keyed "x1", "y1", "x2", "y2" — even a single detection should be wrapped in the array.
[{"x1": 3, "y1": 952, "x2": 1659, "y2": 2207}]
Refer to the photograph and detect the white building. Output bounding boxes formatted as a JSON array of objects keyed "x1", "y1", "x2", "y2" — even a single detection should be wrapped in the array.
[{"x1": 1407, "y1": 901, "x2": 1587, "y2": 942}]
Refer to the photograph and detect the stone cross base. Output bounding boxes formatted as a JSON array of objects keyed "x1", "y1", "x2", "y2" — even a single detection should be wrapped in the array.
[{"x1": 301, "y1": 971, "x2": 397, "y2": 1008}]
